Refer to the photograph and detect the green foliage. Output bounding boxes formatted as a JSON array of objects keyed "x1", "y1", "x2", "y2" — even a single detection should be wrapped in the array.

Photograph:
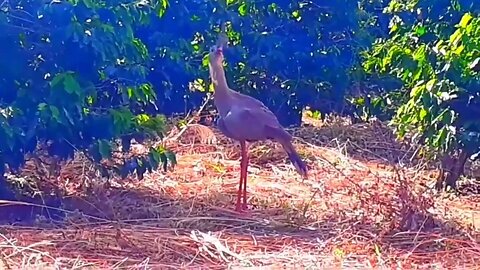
[
  {"x1": 8, "y1": 0, "x2": 480, "y2": 194},
  {"x1": 0, "y1": 0, "x2": 175, "y2": 182},
  {"x1": 0, "y1": 0, "x2": 400, "y2": 188},
  {"x1": 0, "y1": 0, "x2": 392, "y2": 198},
  {"x1": 140, "y1": 0, "x2": 378, "y2": 125},
  {"x1": 362, "y1": 0, "x2": 480, "y2": 157}
]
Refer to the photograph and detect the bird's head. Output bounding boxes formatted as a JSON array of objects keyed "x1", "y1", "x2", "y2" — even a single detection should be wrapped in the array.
[{"x1": 208, "y1": 45, "x2": 224, "y2": 66}]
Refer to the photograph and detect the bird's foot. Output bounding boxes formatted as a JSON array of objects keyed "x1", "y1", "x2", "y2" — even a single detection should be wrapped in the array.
[
  {"x1": 235, "y1": 203, "x2": 251, "y2": 216},
  {"x1": 234, "y1": 204, "x2": 244, "y2": 212}
]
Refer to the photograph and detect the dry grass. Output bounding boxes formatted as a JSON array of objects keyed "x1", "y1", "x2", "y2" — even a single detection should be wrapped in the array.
[{"x1": 0, "y1": 116, "x2": 479, "y2": 269}]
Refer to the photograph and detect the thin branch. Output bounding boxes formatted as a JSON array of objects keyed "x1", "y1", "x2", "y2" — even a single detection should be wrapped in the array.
[{"x1": 166, "y1": 94, "x2": 213, "y2": 142}]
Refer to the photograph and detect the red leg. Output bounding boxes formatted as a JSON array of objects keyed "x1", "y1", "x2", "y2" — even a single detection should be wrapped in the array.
[
  {"x1": 242, "y1": 143, "x2": 249, "y2": 210},
  {"x1": 235, "y1": 151, "x2": 244, "y2": 212},
  {"x1": 235, "y1": 141, "x2": 250, "y2": 212}
]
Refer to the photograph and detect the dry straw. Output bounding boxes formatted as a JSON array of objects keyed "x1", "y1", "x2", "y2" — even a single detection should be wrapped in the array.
[{"x1": 0, "y1": 115, "x2": 479, "y2": 269}]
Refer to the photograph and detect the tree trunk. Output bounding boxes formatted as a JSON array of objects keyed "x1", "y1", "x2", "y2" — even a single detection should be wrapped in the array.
[{"x1": 436, "y1": 149, "x2": 469, "y2": 191}]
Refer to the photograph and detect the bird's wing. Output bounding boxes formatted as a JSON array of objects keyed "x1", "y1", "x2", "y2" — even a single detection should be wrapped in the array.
[
  {"x1": 216, "y1": 117, "x2": 237, "y2": 139},
  {"x1": 221, "y1": 104, "x2": 289, "y2": 142},
  {"x1": 233, "y1": 91, "x2": 283, "y2": 127}
]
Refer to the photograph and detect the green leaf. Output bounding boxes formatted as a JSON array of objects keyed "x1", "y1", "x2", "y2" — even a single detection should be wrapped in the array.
[
  {"x1": 459, "y1": 13, "x2": 473, "y2": 28},
  {"x1": 98, "y1": 139, "x2": 112, "y2": 159},
  {"x1": 136, "y1": 158, "x2": 147, "y2": 180},
  {"x1": 50, "y1": 74, "x2": 64, "y2": 88},
  {"x1": 149, "y1": 147, "x2": 161, "y2": 164},
  {"x1": 449, "y1": 29, "x2": 462, "y2": 46},
  {"x1": 49, "y1": 105, "x2": 61, "y2": 122},
  {"x1": 238, "y1": 2, "x2": 247, "y2": 16},
  {"x1": 148, "y1": 152, "x2": 159, "y2": 168},
  {"x1": 86, "y1": 95, "x2": 94, "y2": 105},
  {"x1": 135, "y1": 113, "x2": 150, "y2": 125},
  {"x1": 158, "y1": 0, "x2": 168, "y2": 17},
  {"x1": 291, "y1": 10, "x2": 301, "y2": 21},
  {"x1": 419, "y1": 108, "x2": 428, "y2": 120},
  {"x1": 63, "y1": 74, "x2": 82, "y2": 94},
  {"x1": 202, "y1": 54, "x2": 209, "y2": 68},
  {"x1": 191, "y1": 78, "x2": 205, "y2": 92},
  {"x1": 389, "y1": 23, "x2": 398, "y2": 34},
  {"x1": 38, "y1": 103, "x2": 48, "y2": 111},
  {"x1": 132, "y1": 38, "x2": 149, "y2": 59},
  {"x1": 442, "y1": 109, "x2": 455, "y2": 125},
  {"x1": 454, "y1": 44, "x2": 464, "y2": 55},
  {"x1": 425, "y1": 79, "x2": 436, "y2": 92},
  {"x1": 268, "y1": 3, "x2": 277, "y2": 13},
  {"x1": 111, "y1": 108, "x2": 134, "y2": 134},
  {"x1": 127, "y1": 87, "x2": 134, "y2": 99},
  {"x1": 415, "y1": 26, "x2": 426, "y2": 36},
  {"x1": 433, "y1": 127, "x2": 447, "y2": 148},
  {"x1": 160, "y1": 152, "x2": 168, "y2": 171},
  {"x1": 83, "y1": 0, "x2": 95, "y2": 8},
  {"x1": 165, "y1": 150, "x2": 177, "y2": 167},
  {"x1": 410, "y1": 85, "x2": 424, "y2": 98},
  {"x1": 413, "y1": 44, "x2": 426, "y2": 62}
]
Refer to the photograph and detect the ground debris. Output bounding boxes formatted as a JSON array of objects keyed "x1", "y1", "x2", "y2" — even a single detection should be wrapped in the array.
[{"x1": 1, "y1": 117, "x2": 479, "y2": 269}]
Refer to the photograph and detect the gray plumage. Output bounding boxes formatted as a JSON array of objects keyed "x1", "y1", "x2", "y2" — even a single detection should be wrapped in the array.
[{"x1": 208, "y1": 44, "x2": 308, "y2": 212}]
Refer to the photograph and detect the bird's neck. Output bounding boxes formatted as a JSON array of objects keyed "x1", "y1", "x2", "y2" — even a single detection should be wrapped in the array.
[{"x1": 209, "y1": 62, "x2": 230, "y2": 98}]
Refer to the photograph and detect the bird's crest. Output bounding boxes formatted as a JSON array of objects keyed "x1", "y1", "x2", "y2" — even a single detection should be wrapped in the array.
[{"x1": 216, "y1": 21, "x2": 229, "y2": 50}]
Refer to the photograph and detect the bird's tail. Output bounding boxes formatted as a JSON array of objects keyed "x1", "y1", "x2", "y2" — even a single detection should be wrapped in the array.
[
  {"x1": 281, "y1": 140, "x2": 308, "y2": 179},
  {"x1": 266, "y1": 126, "x2": 308, "y2": 178}
]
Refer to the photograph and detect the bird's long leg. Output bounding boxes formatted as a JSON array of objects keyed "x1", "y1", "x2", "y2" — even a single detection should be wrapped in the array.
[
  {"x1": 235, "y1": 141, "x2": 248, "y2": 212},
  {"x1": 242, "y1": 142, "x2": 249, "y2": 211},
  {"x1": 235, "y1": 147, "x2": 245, "y2": 212}
]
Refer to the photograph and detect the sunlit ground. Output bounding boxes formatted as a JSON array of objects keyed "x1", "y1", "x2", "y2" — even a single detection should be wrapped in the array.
[{"x1": 0, "y1": 114, "x2": 479, "y2": 269}]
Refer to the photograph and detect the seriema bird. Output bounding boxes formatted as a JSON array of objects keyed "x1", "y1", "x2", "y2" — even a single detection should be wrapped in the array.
[{"x1": 208, "y1": 39, "x2": 308, "y2": 213}]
